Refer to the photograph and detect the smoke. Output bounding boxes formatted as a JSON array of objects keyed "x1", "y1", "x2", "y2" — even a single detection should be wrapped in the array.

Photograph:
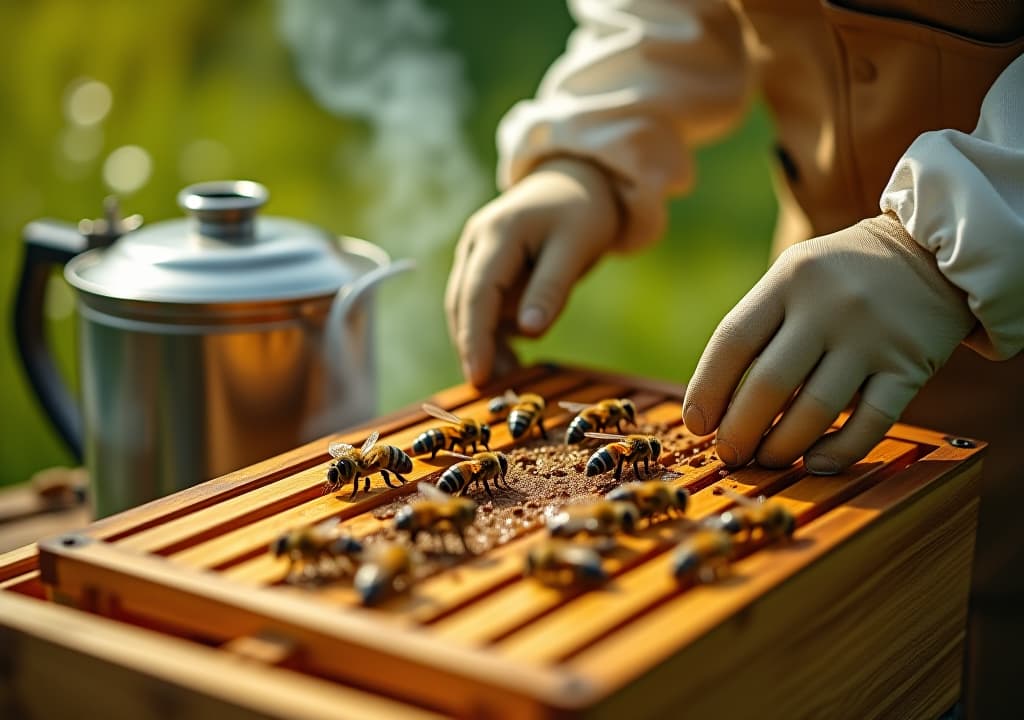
[{"x1": 279, "y1": 0, "x2": 486, "y2": 418}]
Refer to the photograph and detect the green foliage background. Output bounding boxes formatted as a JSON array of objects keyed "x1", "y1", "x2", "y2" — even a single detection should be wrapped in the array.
[{"x1": 0, "y1": 0, "x2": 775, "y2": 487}]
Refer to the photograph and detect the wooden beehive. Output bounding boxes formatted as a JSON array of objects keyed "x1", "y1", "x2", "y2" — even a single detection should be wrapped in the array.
[{"x1": 1, "y1": 364, "x2": 983, "y2": 718}]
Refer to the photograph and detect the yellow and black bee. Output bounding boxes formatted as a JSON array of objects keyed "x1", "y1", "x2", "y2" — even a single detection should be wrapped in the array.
[
  {"x1": 605, "y1": 480, "x2": 689, "y2": 523},
  {"x1": 488, "y1": 389, "x2": 516, "y2": 416},
  {"x1": 394, "y1": 483, "x2": 478, "y2": 553},
  {"x1": 524, "y1": 539, "x2": 607, "y2": 586},
  {"x1": 506, "y1": 391, "x2": 547, "y2": 439},
  {"x1": 708, "y1": 489, "x2": 796, "y2": 542},
  {"x1": 672, "y1": 527, "x2": 734, "y2": 582},
  {"x1": 269, "y1": 518, "x2": 364, "y2": 582},
  {"x1": 327, "y1": 431, "x2": 413, "y2": 500},
  {"x1": 354, "y1": 542, "x2": 414, "y2": 606},
  {"x1": 436, "y1": 451, "x2": 511, "y2": 498},
  {"x1": 559, "y1": 398, "x2": 637, "y2": 444},
  {"x1": 584, "y1": 432, "x2": 663, "y2": 482},
  {"x1": 547, "y1": 499, "x2": 639, "y2": 538},
  {"x1": 411, "y1": 403, "x2": 491, "y2": 458}
]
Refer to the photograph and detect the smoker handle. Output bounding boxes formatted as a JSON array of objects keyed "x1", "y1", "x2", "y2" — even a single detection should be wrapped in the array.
[{"x1": 14, "y1": 219, "x2": 87, "y2": 460}]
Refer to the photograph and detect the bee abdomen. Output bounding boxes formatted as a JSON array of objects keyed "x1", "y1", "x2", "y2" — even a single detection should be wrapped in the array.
[
  {"x1": 412, "y1": 429, "x2": 445, "y2": 456},
  {"x1": 509, "y1": 410, "x2": 534, "y2": 438},
  {"x1": 389, "y1": 446, "x2": 413, "y2": 473},
  {"x1": 586, "y1": 448, "x2": 616, "y2": 477},
  {"x1": 438, "y1": 466, "x2": 465, "y2": 495},
  {"x1": 565, "y1": 416, "x2": 594, "y2": 444}
]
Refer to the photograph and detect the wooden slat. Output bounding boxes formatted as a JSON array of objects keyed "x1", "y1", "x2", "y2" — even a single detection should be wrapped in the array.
[
  {"x1": 35, "y1": 537, "x2": 601, "y2": 717},
  {"x1": 115, "y1": 370, "x2": 593, "y2": 559},
  {"x1": 490, "y1": 438, "x2": 918, "y2": 661},
  {"x1": 86, "y1": 363, "x2": 557, "y2": 544},
  {"x1": 297, "y1": 401, "x2": 696, "y2": 614},
  {"x1": 0, "y1": 591, "x2": 445, "y2": 720},
  {"x1": 220, "y1": 389, "x2": 676, "y2": 588},
  {"x1": 564, "y1": 443, "x2": 980, "y2": 719}
]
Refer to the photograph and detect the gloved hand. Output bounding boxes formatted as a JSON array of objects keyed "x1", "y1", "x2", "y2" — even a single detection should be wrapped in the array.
[
  {"x1": 446, "y1": 156, "x2": 621, "y2": 385},
  {"x1": 683, "y1": 213, "x2": 975, "y2": 474}
]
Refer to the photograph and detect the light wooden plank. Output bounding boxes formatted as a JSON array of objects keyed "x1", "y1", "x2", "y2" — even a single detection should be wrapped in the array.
[
  {"x1": 221, "y1": 390, "x2": 677, "y2": 588},
  {"x1": 492, "y1": 438, "x2": 917, "y2": 661},
  {"x1": 565, "y1": 444, "x2": 980, "y2": 719},
  {"x1": 0, "y1": 591, "x2": 445, "y2": 720}
]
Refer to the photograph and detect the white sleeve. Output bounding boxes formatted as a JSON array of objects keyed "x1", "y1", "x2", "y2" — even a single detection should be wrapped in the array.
[
  {"x1": 497, "y1": 0, "x2": 751, "y2": 251},
  {"x1": 881, "y1": 53, "x2": 1024, "y2": 360}
]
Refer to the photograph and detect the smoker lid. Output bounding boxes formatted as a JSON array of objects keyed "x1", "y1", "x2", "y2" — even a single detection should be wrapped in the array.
[{"x1": 65, "y1": 180, "x2": 386, "y2": 304}]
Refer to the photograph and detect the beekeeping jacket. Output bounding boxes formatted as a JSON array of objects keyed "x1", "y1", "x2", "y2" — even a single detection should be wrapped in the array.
[{"x1": 497, "y1": 0, "x2": 1024, "y2": 594}]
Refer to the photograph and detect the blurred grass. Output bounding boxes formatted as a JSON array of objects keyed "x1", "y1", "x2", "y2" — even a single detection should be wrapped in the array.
[{"x1": 0, "y1": 0, "x2": 775, "y2": 487}]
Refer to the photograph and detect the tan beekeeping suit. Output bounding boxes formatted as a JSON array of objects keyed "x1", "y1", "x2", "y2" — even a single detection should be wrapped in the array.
[{"x1": 497, "y1": 1, "x2": 1024, "y2": 706}]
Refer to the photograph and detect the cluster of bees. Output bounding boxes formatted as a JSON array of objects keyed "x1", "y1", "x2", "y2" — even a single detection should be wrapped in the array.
[{"x1": 271, "y1": 393, "x2": 797, "y2": 605}]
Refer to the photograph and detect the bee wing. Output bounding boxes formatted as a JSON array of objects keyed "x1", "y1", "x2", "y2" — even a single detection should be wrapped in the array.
[
  {"x1": 558, "y1": 401, "x2": 592, "y2": 413},
  {"x1": 418, "y1": 483, "x2": 449, "y2": 501},
  {"x1": 360, "y1": 430, "x2": 380, "y2": 454},
  {"x1": 584, "y1": 431, "x2": 627, "y2": 441},
  {"x1": 446, "y1": 452, "x2": 474, "y2": 461},
  {"x1": 422, "y1": 403, "x2": 463, "y2": 425},
  {"x1": 502, "y1": 389, "x2": 520, "y2": 404},
  {"x1": 328, "y1": 442, "x2": 355, "y2": 458}
]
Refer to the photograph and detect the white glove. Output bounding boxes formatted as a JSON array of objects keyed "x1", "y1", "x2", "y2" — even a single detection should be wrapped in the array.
[
  {"x1": 683, "y1": 213, "x2": 975, "y2": 474},
  {"x1": 446, "y1": 157, "x2": 621, "y2": 385}
]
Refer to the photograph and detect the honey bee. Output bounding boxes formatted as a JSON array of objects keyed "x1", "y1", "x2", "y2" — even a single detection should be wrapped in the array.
[
  {"x1": 559, "y1": 398, "x2": 637, "y2": 444},
  {"x1": 584, "y1": 432, "x2": 664, "y2": 481},
  {"x1": 605, "y1": 480, "x2": 689, "y2": 523},
  {"x1": 411, "y1": 403, "x2": 491, "y2": 458},
  {"x1": 710, "y1": 489, "x2": 796, "y2": 542},
  {"x1": 547, "y1": 500, "x2": 639, "y2": 538},
  {"x1": 354, "y1": 541, "x2": 415, "y2": 606},
  {"x1": 269, "y1": 518, "x2": 364, "y2": 582},
  {"x1": 498, "y1": 390, "x2": 547, "y2": 439},
  {"x1": 671, "y1": 528, "x2": 734, "y2": 582},
  {"x1": 394, "y1": 483, "x2": 478, "y2": 553},
  {"x1": 327, "y1": 431, "x2": 413, "y2": 500},
  {"x1": 524, "y1": 539, "x2": 607, "y2": 586},
  {"x1": 436, "y1": 451, "x2": 511, "y2": 498}
]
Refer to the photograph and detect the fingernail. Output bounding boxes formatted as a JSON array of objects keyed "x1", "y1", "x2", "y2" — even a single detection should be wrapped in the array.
[
  {"x1": 805, "y1": 453, "x2": 841, "y2": 475},
  {"x1": 683, "y1": 404, "x2": 707, "y2": 435},
  {"x1": 519, "y1": 306, "x2": 546, "y2": 333},
  {"x1": 716, "y1": 438, "x2": 739, "y2": 466}
]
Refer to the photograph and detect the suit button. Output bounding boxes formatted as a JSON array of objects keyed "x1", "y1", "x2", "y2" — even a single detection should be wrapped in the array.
[{"x1": 851, "y1": 56, "x2": 877, "y2": 83}]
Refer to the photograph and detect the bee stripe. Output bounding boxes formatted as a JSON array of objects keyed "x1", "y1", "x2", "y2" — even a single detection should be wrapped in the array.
[
  {"x1": 565, "y1": 416, "x2": 594, "y2": 444},
  {"x1": 438, "y1": 466, "x2": 465, "y2": 495},
  {"x1": 412, "y1": 429, "x2": 445, "y2": 455},
  {"x1": 586, "y1": 448, "x2": 616, "y2": 476},
  {"x1": 509, "y1": 410, "x2": 533, "y2": 438}
]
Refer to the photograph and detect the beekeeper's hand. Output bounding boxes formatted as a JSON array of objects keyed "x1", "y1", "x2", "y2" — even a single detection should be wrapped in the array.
[
  {"x1": 446, "y1": 157, "x2": 621, "y2": 386},
  {"x1": 683, "y1": 213, "x2": 975, "y2": 474}
]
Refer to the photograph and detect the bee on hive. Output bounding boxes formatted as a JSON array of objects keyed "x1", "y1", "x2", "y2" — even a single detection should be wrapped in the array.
[
  {"x1": 524, "y1": 538, "x2": 607, "y2": 586},
  {"x1": 671, "y1": 527, "x2": 734, "y2": 583},
  {"x1": 605, "y1": 480, "x2": 689, "y2": 524},
  {"x1": 269, "y1": 518, "x2": 363, "y2": 582},
  {"x1": 584, "y1": 432, "x2": 663, "y2": 481},
  {"x1": 354, "y1": 541, "x2": 415, "y2": 606},
  {"x1": 559, "y1": 398, "x2": 637, "y2": 444},
  {"x1": 326, "y1": 431, "x2": 413, "y2": 500},
  {"x1": 708, "y1": 488, "x2": 796, "y2": 543},
  {"x1": 490, "y1": 390, "x2": 547, "y2": 439},
  {"x1": 411, "y1": 403, "x2": 491, "y2": 458},
  {"x1": 547, "y1": 499, "x2": 639, "y2": 538},
  {"x1": 394, "y1": 483, "x2": 478, "y2": 554},
  {"x1": 436, "y1": 451, "x2": 511, "y2": 499}
]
